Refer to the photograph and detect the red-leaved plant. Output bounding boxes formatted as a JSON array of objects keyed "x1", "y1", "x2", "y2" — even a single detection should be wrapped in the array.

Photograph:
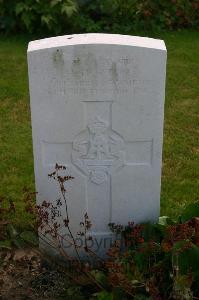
[{"x1": 23, "y1": 164, "x2": 199, "y2": 299}]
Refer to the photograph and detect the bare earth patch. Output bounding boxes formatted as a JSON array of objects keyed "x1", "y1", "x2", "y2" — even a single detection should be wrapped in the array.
[{"x1": 0, "y1": 248, "x2": 71, "y2": 300}]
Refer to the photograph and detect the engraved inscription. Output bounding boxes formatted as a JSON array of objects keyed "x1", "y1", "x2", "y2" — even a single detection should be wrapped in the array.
[{"x1": 72, "y1": 117, "x2": 125, "y2": 184}]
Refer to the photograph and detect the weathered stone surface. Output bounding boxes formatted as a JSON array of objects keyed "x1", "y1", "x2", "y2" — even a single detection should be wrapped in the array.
[{"x1": 28, "y1": 33, "x2": 167, "y2": 257}]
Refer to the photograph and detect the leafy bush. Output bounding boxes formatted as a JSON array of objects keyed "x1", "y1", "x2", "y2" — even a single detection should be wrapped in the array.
[
  {"x1": 23, "y1": 164, "x2": 199, "y2": 299},
  {"x1": 73, "y1": 0, "x2": 199, "y2": 33},
  {"x1": 0, "y1": 0, "x2": 198, "y2": 35},
  {"x1": 0, "y1": 0, "x2": 78, "y2": 34},
  {"x1": 103, "y1": 215, "x2": 199, "y2": 299}
]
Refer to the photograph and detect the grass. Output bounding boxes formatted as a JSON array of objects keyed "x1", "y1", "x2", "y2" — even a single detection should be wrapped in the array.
[
  {"x1": 160, "y1": 31, "x2": 199, "y2": 217},
  {"x1": 0, "y1": 31, "x2": 198, "y2": 227}
]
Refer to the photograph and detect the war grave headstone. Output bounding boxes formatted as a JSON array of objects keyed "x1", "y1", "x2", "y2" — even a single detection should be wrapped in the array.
[{"x1": 28, "y1": 33, "x2": 167, "y2": 257}]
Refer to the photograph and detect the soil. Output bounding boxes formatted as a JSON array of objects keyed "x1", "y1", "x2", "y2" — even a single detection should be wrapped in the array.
[{"x1": 0, "y1": 248, "x2": 76, "y2": 300}]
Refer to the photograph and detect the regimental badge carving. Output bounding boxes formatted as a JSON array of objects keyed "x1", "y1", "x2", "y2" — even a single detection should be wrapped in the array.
[{"x1": 72, "y1": 117, "x2": 125, "y2": 184}]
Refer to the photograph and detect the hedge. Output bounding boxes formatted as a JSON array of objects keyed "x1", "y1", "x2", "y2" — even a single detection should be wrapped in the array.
[{"x1": 0, "y1": 0, "x2": 198, "y2": 35}]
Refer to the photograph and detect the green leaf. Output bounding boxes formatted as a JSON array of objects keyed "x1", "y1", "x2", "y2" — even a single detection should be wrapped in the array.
[
  {"x1": 142, "y1": 222, "x2": 162, "y2": 242},
  {"x1": 7, "y1": 224, "x2": 18, "y2": 238},
  {"x1": 20, "y1": 231, "x2": 38, "y2": 246},
  {"x1": 21, "y1": 11, "x2": 32, "y2": 30},
  {"x1": 61, "y1": 2, "x2": 77, "y2": 17},
  {"x1": 172, "y1": 241, "x2": 199, "y2": 276},
  {"x1": 13, "y1": 237, "x2": 26, "y2": 248},
  {"x1": 15, "y1": 2, "x2": 27, "y2": 15},
  {"x1": 112, "y1": 287, "x2": 128, "y2": 300},
  {"x1": 180, "y1": 202, "x2": 199, "y2": 223},
  {"x1": 65, "y1": 286, "x2": 84, "y2": 297},
  {"x1": 134, "y1": 250, "x2": 148, "y2": 272},
  {"x1": 94, "y1": 291, "x2": 113, "y2": 300},
  {"x1": 158, "y1": 216, "x2": 175, "y2": 226},
  {"x1": 41, "y1": 15, "x2": 53, "y2": 28},
  {"x1": 0, "y1": 240, "x2": 12, "y2": 249},
  {"x1": 51, "y1": 0, "x2": 62, "y2": 7},
  {"x1": 193, "y1": 270, "x2": 199, "y2": 288},
  {"x1": 90, "y1": 270, "x2": 109, "y2": 288}
]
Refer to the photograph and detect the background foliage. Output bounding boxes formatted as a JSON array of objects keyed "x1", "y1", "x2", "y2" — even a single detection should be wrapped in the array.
[
  {"x1": 0, "y1": 0, "x2": 78, "y2": 34},
  {"x1": 0, "y1": 0, "x2": 198, "y2": 35}
]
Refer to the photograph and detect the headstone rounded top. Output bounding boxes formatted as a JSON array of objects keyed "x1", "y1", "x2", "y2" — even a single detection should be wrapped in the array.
[{"x1": 28, "y1": 33, "x2": 166, "y2": 52}]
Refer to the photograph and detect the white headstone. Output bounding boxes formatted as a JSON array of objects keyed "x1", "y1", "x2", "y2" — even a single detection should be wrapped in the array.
[{"x1": 28, "y1": 33, "x2": 167, "y2": 257}]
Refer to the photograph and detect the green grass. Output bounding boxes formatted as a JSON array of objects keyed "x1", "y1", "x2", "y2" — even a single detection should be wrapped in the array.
[
  {"x1": 160, "y1": 31, "x2": 199, "y2": 217},
  {"x1": 0, "y1": 31, "x2": 198, "y2": 226}
]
